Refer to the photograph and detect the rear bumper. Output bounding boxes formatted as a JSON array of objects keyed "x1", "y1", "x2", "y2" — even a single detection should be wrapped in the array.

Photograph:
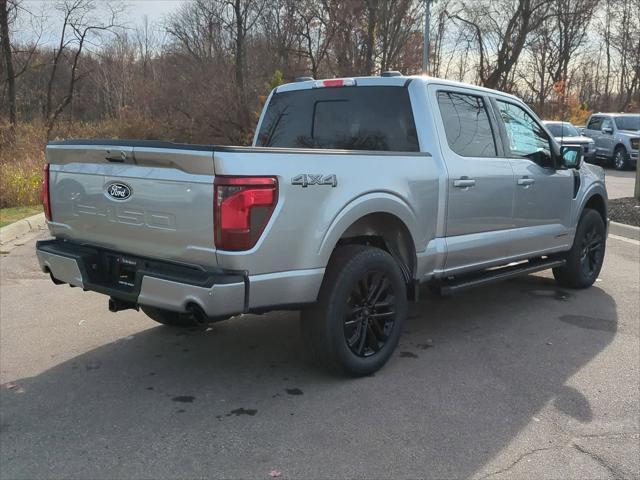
[
  {"x1": 36, "y1": 239, "x2": 247, "y2": 319},
  {"x1": 36, "y1": 239, "x2": 324, "y2": 319}
]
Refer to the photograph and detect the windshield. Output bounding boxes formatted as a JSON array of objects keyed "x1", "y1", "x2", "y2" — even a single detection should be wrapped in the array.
[
  {"x1": 256, "y1": 86, "x2": 419, "y2": 151},
  {"x1": 545, "y1": 123, "x2": 579, "y2": 137},
  {"x1": 614, "y1": 115, "x2": 640, "y2": 131}
]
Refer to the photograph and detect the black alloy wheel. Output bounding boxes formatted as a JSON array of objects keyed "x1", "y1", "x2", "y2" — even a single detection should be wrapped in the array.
[
  {"x1": 300, "y1": 245, "x2": 407, "y2": 376},
  {"x1": 579, "y1": 224, "x2": 604, "y2": 279},
  {"x1": 344, "y1": 271, "x2": 397, "y2": 358}
]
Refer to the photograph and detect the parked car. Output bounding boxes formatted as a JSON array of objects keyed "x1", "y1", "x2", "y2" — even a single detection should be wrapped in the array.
[
  {"x1": 36, "y1": 75, "x2": 608, "y2": 376},
  {"x1": 542, "y1": 121, "x2": 596, "y2": 162},
  {"x1": 582, "y1": 113, "x2": 639, "y2": 170}
]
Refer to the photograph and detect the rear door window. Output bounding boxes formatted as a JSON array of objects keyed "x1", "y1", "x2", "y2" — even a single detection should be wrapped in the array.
[
  {"x1": 257, "y1": 86, "x2": 419, "y2": 152},
  {"x1": 436, "y1": 91, "x2": 497, "y2": 157}
]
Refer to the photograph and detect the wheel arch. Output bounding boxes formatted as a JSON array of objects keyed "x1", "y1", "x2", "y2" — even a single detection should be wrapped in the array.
[
  {"x1": 318, "y1": 194, "x2": 420, "y2": 283},
  {"x1": 582, "y1": 192, "x2": 607, "y2": 225},
  {"x1": 336, "y1": 212, "x2": 417, "y2": 282},
  {"x1": 614, "y1": 143, "x2": 627, "y2": 152}
]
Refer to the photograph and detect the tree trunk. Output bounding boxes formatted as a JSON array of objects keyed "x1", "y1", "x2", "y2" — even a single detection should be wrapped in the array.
[
  {"x1": 363, "y1": 0, "x2": 378, "y2": 75},
  {"x1": 0, "y1": 0, "x2": 16, "y2": 129},
  {"x1": 234, "y1": 0, "x2": 245, "y2": 95}
]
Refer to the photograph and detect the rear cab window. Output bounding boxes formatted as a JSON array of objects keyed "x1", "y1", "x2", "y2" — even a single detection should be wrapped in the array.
[{"x1": 256, "y1": 86, "x2": 419, "y2": 152}]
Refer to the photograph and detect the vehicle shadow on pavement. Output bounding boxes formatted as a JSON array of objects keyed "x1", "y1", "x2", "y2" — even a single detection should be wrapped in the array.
[{"x1": 0, "y1": 274, "x2": 618, "y2": 479}]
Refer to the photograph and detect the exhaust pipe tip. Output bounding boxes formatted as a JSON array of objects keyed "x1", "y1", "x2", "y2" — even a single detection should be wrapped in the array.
[{"x1": 186, "y1": 303, "x2": 207, "y2": 325}]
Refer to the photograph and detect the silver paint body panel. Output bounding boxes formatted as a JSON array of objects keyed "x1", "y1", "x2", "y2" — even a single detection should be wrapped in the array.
[
  {"x1": 47, "y1": 147, "x2": 217, "y2": 267},
  {"x1": 37, "y1": 250, "x2": 85, "y2": 288}
]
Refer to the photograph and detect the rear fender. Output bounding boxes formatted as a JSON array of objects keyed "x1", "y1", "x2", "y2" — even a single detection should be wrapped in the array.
[{"x1": 317, "y1": 192, "x2": 419, "y2": 266}]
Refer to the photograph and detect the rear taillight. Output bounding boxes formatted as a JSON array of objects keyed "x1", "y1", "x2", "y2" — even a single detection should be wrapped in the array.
[
  {"x1": 41, "y1": 164, "x2": 52, "y2": 221},
  {"x1": 214, "y1": 176, "x2": 278, "y2": 251}
]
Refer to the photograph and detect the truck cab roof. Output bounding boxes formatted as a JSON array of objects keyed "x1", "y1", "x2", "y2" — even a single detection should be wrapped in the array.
[{"x1": 274, "y1": 75, "x2": 521, "y2": 102}]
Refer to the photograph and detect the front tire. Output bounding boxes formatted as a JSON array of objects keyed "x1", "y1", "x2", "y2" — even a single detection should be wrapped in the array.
[
  {"x1": 553, "y1": 209, "x2": 606, "y2": 289},
  {"x1": 613, "y1": 146, "x2": 629, "y2": 170},
  {"x1": 301, "y1": 245, "x2": 407, "y2": 377},
  {"x1": 141, "y1": 306, "x2": 198, "y2": 327}
]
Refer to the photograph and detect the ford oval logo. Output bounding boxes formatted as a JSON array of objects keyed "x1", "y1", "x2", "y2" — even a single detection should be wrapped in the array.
[{"x1": 105, "y1": 182, "x2": 132, "y2": 201}]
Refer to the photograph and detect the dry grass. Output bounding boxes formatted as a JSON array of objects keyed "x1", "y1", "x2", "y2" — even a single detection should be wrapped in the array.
[
  {"x1": 0, "y1": 118, "x2": 172, "y2": 208},
  {"x1": 0, "y1": 122, "x2": 47, "y2": 208}
]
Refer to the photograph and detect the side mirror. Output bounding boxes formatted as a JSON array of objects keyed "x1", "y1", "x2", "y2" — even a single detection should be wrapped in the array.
[
  {"x1": 561, "y1": 145, "x2": 583, "y2": 169},
  {"x1": 602, "y1": 127, "x2": 613, "y2": 134}
]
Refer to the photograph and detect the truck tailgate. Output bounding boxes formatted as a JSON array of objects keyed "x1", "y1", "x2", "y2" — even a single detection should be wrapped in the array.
[{"x1": 46, "y1": 142, "x2": 217, "y2": 267}]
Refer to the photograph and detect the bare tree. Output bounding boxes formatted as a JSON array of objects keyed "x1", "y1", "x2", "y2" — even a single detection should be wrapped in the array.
[
  {"x1": 296, "y1": 0, "x2": 333, "y2": 78},
  {"x1": 377, "y1": 0, "x2": 422, "y2": 72},
  {"x1": 1, "y1": 0, "x2": 42, "y2": 130},
  {"x1": 43, "y1": 0, "x2": 123, "y2": 139},
  {"x1": 520, "y1": 18, "x2": 554, "y2": 112},
  {"x1": 449, "y1": 0, "x2": 553, "y2": 90},
  {"x1": 260, "y1": 0, "x2": 301, "y2": 75},
  {"x1": 225, "y1": 0, "x2": 265, "y2": 95},
  {"x1": 547, "y1": 0, "x2": 598, "y2": 86},
  {"x1": 429, "y1": 0, "x2": 451, "y2": 77},
  {"x1": 0, "y1": 0, "x2": 17, "y2": 127},
  {"x1": 610, "y1": 0, "x2": 640, "y2": 110},
  {"x1": 165, "y1": 0, "x2": 225, "y2": 64}
]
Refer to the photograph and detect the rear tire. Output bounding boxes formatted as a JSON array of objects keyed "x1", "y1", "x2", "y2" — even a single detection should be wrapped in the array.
[
  {"x1": 553, "y1": 208, "x2": 606, "y2": 289},
  {"x1": 141, "y1": 306, "x2": 198, "y2": 327},
  {"x1": 613, "y1": 146, "x2": 629, "y2": 170},
  {"x1": 301, "y1": 245, "x2": 407, "y2": 377}
]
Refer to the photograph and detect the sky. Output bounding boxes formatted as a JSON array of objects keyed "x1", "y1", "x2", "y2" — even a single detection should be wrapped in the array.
[
  {"x1": 115, "y1": 0, "x2": 183, "y2": 25},
  {"x1": 18, "y1": 1, "x2": 185, "y2": 44}
]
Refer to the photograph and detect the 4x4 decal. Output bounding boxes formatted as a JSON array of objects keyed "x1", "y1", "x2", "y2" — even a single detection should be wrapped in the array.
[{"x1": 291, "y1": 174, "x2": 337, "y2": 188}]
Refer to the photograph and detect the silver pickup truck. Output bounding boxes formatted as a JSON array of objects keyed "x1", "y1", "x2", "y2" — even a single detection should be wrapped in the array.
[
  {"x1": 582, "y1": 113, "x2": 639, "y2": 170},
  {"x1": 36, "y1": 75, "x2": 608, "y2": 376}
]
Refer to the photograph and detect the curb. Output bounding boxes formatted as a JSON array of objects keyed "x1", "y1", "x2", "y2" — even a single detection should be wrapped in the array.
[
  {"x1": 609, "y1": 221, "x2": 640, "y2": 241},
  {"x1": 0, "y1": 212, "x2": 46, "y2": 245}
]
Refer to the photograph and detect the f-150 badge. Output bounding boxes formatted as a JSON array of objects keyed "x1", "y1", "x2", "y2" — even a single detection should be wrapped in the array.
[{"x1": 291, "y1": 174, "x2": 337, "y2": 187}]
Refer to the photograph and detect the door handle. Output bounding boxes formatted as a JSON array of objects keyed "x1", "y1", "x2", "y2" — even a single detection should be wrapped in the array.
[
  {"x1": 517, "y1": 177, "x2": 535, "y2": 186},
  {"x1": 453, "y1": 178, "x2": 476, "y2": 188}
]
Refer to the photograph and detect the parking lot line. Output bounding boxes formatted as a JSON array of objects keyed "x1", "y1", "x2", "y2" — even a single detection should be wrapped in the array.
[{"x1": 609, "y1": 234, "x2": 640, "y2": 246}]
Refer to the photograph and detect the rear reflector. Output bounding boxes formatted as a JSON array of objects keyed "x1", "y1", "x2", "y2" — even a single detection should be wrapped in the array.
[
  {"x1": 41, "y1": 164, "x2": 52, "y2": 221},
  {"x1": 214, "y1": 176, "x2": 278, "y2": 251},
  {"x1": 314, "y1": 78, "x2": 356, "y2": 88}
]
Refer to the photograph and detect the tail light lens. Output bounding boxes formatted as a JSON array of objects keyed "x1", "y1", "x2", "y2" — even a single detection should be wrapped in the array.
[
  {"x1": 214, "y1": 176, "x2": 278, "y2": 251},
  {"x1": 41, "y1": 164, "x2": 52, "y2": 221}
]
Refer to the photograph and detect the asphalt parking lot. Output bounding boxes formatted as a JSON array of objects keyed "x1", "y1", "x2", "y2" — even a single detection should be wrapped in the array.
[
  {"x1": 1, "y1": 232, "x2": 639, "y2": 479},
  {"x1": 601, "y1": 168, "x2": 635, "y2": 200}
]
